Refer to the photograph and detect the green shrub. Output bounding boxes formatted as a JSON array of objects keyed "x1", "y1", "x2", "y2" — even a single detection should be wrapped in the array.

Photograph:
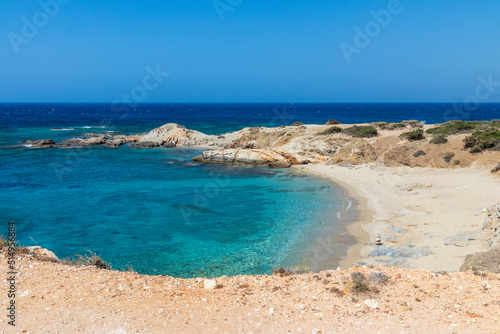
[
  {"x1": 290, "y1": 121, "x2": 304, "y2": 126},
  {"x1": 453, "y1": 160, "x2": 460, "y2": 165},
  {"x1": 326, "y1": 119, "x2": 340, "y2": 125},
  {"x1": 0, "y1": 236, "x2": 6, "y2": 248},
  {"x1": 426, "y1": 120, "x2": 499, "y2": 136},
  {"x1": 343, "y1": 125, "x2": 378, "y2": 138},
  {"x1": 400, "y1": 129, "x2": 425, "y2": 141},
  {"x1": 413, "y1": 150, "x2": 426, "y2": 158},
  {"x1": 429, "y1": 135, "x2": 448, "y2": 144},
  {"x1": 320, "y1": 126, "x2": 343, "y2": 135},
  {"x1": 443, "y1": 152, "x2": 455, "y2": 163},
  {"x1": 463, "y1": 130, "x2": 500, "y2": 153}
]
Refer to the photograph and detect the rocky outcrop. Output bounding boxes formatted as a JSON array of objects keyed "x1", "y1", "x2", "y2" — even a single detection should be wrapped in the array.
[
  {"x1": 24, "y1": 246, "x2": 60, "y2": 263},
  {"x1": 139, "y1": 123, "x2": 216, "y2": 146},
  {"x1": 131, "y1": 141, "x2": 161, "y2": 149},
  {"x1": 105, "y1": 138, "x2": 127, "y2": 148},
  {"x1": 193, "y1": 149, "x2": 306, "y2": 166},
  {"x1": 461, "y1": 248, "x2": 500, "y2": 273},
  {"x1": 26, "y1": 139, "x2": 56, "y2": 147}
]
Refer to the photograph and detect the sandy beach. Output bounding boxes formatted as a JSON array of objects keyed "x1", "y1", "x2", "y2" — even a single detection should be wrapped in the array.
[{"x1": 299, "y1": 164, "x2": 500, "y2": 272}]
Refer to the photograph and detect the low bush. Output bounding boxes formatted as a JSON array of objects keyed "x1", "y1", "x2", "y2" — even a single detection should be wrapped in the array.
[
  {"x1": 429, "y1": 135, "x2": 448, "y2": 144},
  {"x1": 343, "y1": 126, "x2": 378, "y2": 138},
  {"x1": 290, "y1": 121, "x2": 304, "y2": 126},
  {"x1": 319, "y1": 126, "x2": 343, "y2": 135},
  {"x1": 400, "y1": 129, "x2": 425, "y2": 141},
  {"x1": 443, "y1": 152, "x2": 455, "y2": 163},
  {"x1": 426, "y1": 120, "x2": 500, "y2": 136},
  {"x1": 326, "y1": 119, "x2": 340, "y2": 125},
  {"x1": 413, "y1": 150, "x2": 426, "y2": 158},
  {"x1": 453, "y1": 160, "x2": 460, "y2": 165},
  {"x1": 463, "y1": 130, "x2": 500, "y2": 153}
]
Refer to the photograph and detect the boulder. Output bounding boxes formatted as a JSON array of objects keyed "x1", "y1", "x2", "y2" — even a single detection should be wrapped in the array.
[
  {"x1": 269, "y1": 161, "x2": 291, "y2": 168},
  {"x1": 460, "y1": 248, "x2": 500, "y2": 273},
  {"x1": 105, "y1": 138, "x2": 127, "y2": 148}
]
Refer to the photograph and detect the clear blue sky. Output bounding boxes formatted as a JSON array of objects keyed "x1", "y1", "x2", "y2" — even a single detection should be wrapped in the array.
[{"x1": 1, "y1": 0, "x2": 500, "y2": 103}]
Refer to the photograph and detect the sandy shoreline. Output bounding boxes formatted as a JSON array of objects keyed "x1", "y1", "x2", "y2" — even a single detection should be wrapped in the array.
[{"x1": 296, "y1": 163, "x2": 500, "y2": 272}]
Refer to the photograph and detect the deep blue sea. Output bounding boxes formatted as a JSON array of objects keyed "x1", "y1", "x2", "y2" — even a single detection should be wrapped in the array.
[{"x1": 1, "y1": 103, "x2": 499, "y2": 277}]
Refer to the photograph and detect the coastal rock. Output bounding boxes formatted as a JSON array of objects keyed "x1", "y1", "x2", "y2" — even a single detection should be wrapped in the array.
[
  {"x1": 444, "y1": 231, "x2": 478, "y2": 247},
  {"x1": 126, "y1": 134, "x2": 142, "y2": 143},
  {"x1": 369, "y1": 245, "x2": 434, "y2": 261},
  {"x1": 105, "y1": 138, "x2": 127, "y2": 148},
  {"x1": 268, "y1": 161, "x2": 291, "y2": 168},
  {"x1": 80, "y1": 134, "x2": 110, "y2": 146},
  {"x1": 60, "y1": 138, "x2": 83, "y2": 146},
  {"x1": 198, "y1": 149, "x2": 298, "y2": 166},
  {"x1": 461, "y1": 248, "x2": 500, "y2": 273},
  {"x1": 132, "y1": 141, "x2": 160, "y2": 148},
  {"x1": 483, "y1": 204, "x2": 500, "y2": 231},
  {"x1": 29, "y1": 139, "x2": 56, "y2": 147},
  {"x1": 140, "y1": 123, "x2": 216, "y2": 146},
  {"x1": 24, "y1": 246, "x2": 61, "y2": 263}
]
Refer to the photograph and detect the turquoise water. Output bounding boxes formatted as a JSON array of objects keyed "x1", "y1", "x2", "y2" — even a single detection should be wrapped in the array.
[
  {"x1": 0, "y1": 144, "x2": 347, "y2": 277},
  {"x1": 5, "y1": 102, "x2": 499, "y2": 277}
]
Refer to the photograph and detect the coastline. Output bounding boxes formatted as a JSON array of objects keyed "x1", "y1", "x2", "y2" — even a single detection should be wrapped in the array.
[
  {"x1": 298, "y1": 163, "x2": 500, "y2": 272},
  {"x1": 293, "y1": 165, "x2": 373, "y2": 271}
]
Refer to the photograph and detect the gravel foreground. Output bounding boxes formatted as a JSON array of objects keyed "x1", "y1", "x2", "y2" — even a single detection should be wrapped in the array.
[{"x1": 1, "y1": 251, "x2": 499, "y2": 333}]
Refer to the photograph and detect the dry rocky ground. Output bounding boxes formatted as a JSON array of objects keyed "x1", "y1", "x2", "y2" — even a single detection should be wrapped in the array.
[{"x1": 1, "y1": 249, "x2": 500, "y2": 334}]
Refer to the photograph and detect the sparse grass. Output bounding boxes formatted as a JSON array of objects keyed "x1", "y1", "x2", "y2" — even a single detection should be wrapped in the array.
[
  {"x1": 400, "y1": 129, "x2": 425, "y2": 141},
  {"x1": 429, "y1": 135, "x2": 448, "y2": 144},
  {"x1": 343, "y1": 125, "x2": 378, "y2": 138},
  {"x1": 0, "y1": 236, "x2": 6, "y2": 248},
  {"x1": 62, "y1": 251, "x2": 111, "y2": 270},
  {"x1": 319, "y1": 126, "x2": 343, "y2": 135},
  {"x1": 463, "y1": 130, "x2": 500, "y2": 153},
  {"x1": 402, "y1": 120, "x2": 424, "y2": 128},
  {"x1": 272, "y1": 265, "x2": 311, "y2": 276},
  {"x1": 371, "y1": 122, "x2": 406, "y2": 130}
]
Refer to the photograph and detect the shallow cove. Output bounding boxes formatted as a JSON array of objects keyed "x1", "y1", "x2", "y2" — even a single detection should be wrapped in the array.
[{"x1": 0, "y1": 146, "x2": 350, "y2": 278}]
